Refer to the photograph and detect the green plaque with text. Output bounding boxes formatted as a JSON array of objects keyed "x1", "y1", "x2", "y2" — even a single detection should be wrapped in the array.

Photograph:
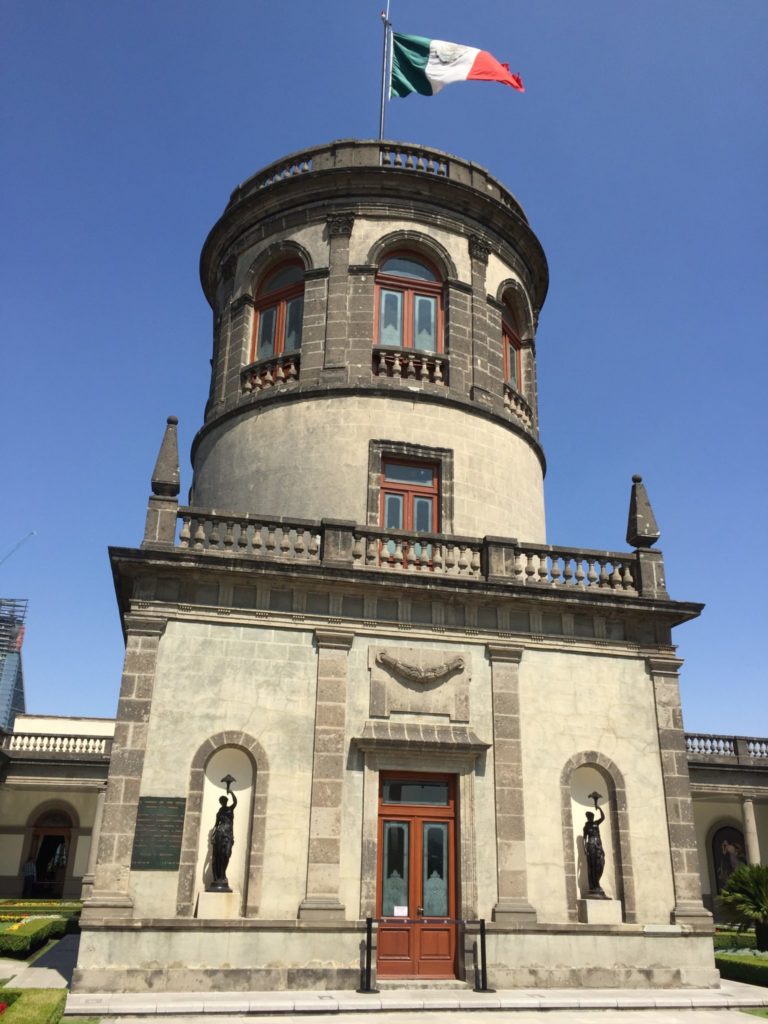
[{"x1": 130, "y1": 796, "x2": 186, "y2": 871}]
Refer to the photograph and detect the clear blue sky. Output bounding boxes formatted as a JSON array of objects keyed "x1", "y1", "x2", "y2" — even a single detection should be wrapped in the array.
[{"x1": 2, "y1": 1, "x2": 766, "y2": 735}]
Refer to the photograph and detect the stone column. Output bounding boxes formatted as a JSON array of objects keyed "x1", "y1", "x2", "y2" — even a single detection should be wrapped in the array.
[
  {"x1": 298, "y1": 628, "x2": 354, "y2": 920},
  {"x1": 487, "y1": 643, "x2": 537, "y2": 923},
  {"x1": 742, "y1": 796, "x2": 762, "y2": 865},
  {"x1": 81, "y1": 614, "x2": 166, "y2": 921},
  {"x1": 323, "y1": 214, "x2": 354, "y2": 370},
  {"x1": 647, "y1": 656, "x2": 711, "y2": 925},
  {"x1": 79, "y1": 784, "x2": 107, "y2": 900}
]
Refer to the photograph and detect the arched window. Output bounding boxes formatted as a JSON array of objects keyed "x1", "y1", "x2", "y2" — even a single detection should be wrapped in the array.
[
  {"x1": 375, "y1": 254, "x2": 443, "y2": 353},
  {"x1": 712, "y1": 825, "x2": 747, "y2": 893},
  {"x1": 502, "y1": 300, "x2": 521, "y2": 391},
  {"x1": 252, "y1": 261, "x2": 304, "y2": 362}
]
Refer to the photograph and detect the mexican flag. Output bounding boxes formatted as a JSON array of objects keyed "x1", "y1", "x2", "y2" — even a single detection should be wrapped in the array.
[{"x1": 391, "y1": 33, "x2": 524, "y2": 98}]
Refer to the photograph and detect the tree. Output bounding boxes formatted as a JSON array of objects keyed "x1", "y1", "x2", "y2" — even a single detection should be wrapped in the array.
[{"x1": 718, "y1": 864, "x2": 768, "y2": 951}]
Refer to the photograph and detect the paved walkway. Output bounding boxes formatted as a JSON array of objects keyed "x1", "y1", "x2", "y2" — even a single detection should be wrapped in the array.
[
  {"x1": 0, "y1": 933, "x2": 79, "y2": 989},
  {"x1": 65, "y1": 980, "x2": 768, "y2": 1018},
  {"x1": 86, "y1": 1014, "x2": 764, "y2": 1024}
]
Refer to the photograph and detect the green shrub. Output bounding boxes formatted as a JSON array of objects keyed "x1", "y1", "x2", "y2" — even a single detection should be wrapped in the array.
[
  {"x1": 0, "y1": 919, "x2": 66, "y2": 959},
  {"x1": 718, "y1": 865, "x2": 768, "y2": 951},
  {"x1": 714, "y1": 929, "x2": 756, "y2": 950},
  {"x1": 715, "y1": 953, "x2": 768, "y2": 987},
  {"x1": 0, "y1": 991, "x2": 21, "y2": 1012}
]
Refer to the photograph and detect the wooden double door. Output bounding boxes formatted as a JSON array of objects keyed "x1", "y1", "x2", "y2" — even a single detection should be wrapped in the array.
[{"x1": 376, "y1": 772, "x2": 457, "y2": 978}]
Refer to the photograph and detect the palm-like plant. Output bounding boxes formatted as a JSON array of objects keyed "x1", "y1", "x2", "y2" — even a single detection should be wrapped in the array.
[{"x1": 718, "y1": 864, "x2": 768, "y2": 951}]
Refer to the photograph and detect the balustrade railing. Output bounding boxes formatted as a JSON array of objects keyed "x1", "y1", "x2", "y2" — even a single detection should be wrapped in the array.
[
  {"x1": 509, "y1": 544, "x2": 636, "y2": 592},
  {"x1": 351, "y1": 527, "x2": 482, "y2": 577},
  {"x1": 686, "y1": 733, "x2": 768, "y2": 761},
  {"x1": 167, "y1": 509, "x2": 656, "y2": 597},
  {"x1": 373, "y1": 348, "x2": 447, "y2": 385},
  {"x1": 177, "y1": 511, "x2": 321, "y2": 561},
  {"x1": 2, "y1": 733, "x2": 111, "y2": 755},
  {"x1": 379, "y1": 144, "x2": 449, "y2": 176},
  {"x1": 229, "y1": 141, "x2": 527, "y2": 221},
  {"x1": 241, "y1": 352, "x2": 300, "y2": 393},
  {"x1": 503, "y1": 383, "x2": 535, "y2": 432}
]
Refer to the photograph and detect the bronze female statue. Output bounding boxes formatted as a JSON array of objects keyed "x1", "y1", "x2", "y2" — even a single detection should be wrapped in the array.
[
  {"x1": 582, "y1": 791, "x2": 607, "y2": 898},
  {"x1": 209, "y1": 775, "x2": 237, "y2": 892}
]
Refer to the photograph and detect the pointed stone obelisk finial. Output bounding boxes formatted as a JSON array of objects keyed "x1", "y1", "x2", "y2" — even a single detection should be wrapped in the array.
[
  {"x1": 626, "y1": 474, "x2": 660, "y2": 549},
  {"x1": 143, "y1": 417, "x2": 180, "y2": 548},
  {"x1": 151, "y1": 416, "x2": 180, "y2": 497}
]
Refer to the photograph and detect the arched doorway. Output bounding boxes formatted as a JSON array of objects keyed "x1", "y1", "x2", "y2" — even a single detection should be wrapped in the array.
[{"x1": 28, "y1": 809, "x2": 73, "y2": 898}]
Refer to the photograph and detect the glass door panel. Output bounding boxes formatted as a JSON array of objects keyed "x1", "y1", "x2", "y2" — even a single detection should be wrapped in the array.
[
  {"x1": 380, "y1": 290, "x2": 403, "y2": 346},
  {"x1": 284, "y1": 296, "x2": 303, "y2": 351},
  {"x1": 422, "y1": 822, "x2": 449, "y2": 916},
  {"x1": 413, "y1": 295, "x2": 437, "y2": 351},
  {"x1": 257, "y1": 305, "x2": 277, "y2": 358},
  {"x1": 382, "y1": 821, "x2": 409, "y2": 916}
]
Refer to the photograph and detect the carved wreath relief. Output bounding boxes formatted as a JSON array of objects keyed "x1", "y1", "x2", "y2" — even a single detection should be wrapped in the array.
[{"x1": 369, "y1": 646, "x2": 470, "y2": 722}]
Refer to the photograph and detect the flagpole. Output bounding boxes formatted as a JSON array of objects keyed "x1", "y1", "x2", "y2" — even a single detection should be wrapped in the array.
[{"x1": 378, "y1": 1, "x2": 392, "y2": 140}]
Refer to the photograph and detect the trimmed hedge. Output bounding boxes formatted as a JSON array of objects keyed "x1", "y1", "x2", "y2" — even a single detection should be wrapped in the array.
[
  {"x1": 0, "y1": 919, "x2": 67, "y2": 959},
  {"x1": 714, "y1": 929, "x2": 756, "y2": 950},
  {"x1": 716, "y1": 953, "x2": 768, "y2": 987}
]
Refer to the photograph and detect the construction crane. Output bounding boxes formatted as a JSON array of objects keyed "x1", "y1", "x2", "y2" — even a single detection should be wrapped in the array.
[{"x1": 0, "y1": 531, "x2": 37, "y2": 569}]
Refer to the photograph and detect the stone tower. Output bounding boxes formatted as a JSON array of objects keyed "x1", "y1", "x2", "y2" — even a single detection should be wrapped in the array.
[{"x1": 76, "y1": 140, "x2": 716, "y2": 992}]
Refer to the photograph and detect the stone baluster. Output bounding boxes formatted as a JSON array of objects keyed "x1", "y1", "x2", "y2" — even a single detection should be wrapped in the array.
[
  {"x1": 434, "y1": 358, "x2": 443, "y2": 383},
  {"x1": 192, "y1": 520, "x2": 205, "y2": 549},
  {"x1": 392, "y1": 352, "x2": 402, "y2": 377},
  {"x1": 419, "y1": 357, "x2": 429, "y2": 381},
  {"x1": 406, "y1": 354, "x2": 416, "y2": 379}
]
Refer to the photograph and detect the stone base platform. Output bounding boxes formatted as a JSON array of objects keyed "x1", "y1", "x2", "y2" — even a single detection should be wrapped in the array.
[{"x1": 72, "y1": 919, "x2": 719, "y2": 994}]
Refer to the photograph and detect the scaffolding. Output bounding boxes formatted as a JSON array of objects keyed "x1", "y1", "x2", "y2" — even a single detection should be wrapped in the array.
[{"x1": 0, "y1": 599, "x2": 28, "y2": 730}]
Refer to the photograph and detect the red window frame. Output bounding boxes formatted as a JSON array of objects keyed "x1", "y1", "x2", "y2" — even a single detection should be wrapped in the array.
[
  {"x1": 374, "y1": 252, "x2": 444, "y2": 353},
  {"x1": 502, "y1": 305, "x2": 521, "y2": 392},
  {"x1": 251, "y1": 260, "x2": 304, "y2": 362},
  {"x1": 380, "y1": 459, "x2": 440, "y2": 534}
]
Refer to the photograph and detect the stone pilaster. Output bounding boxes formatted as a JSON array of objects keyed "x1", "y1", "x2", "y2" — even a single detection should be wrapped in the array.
[
  {"x1": 742, "y1": 796, "x2": 762, "y2": 865},
  {"x1": 222, "y1": 294, "x2": 254, "y2": 409},
  {"x1": 298, "y1": 627, "x2": 354, "y2": 920},
  {"x1": 79, "y1": 784, "x2": 106, "y2": 901},
  {"x1": 323, "y1": 214, "x2": 354, "y2": 370},
  {"x1": 647, "y1": 656, "x2": 711, "y2": 926},
  {"x1": 81, "y1": 615, "x2": 166, "y2": 921},
  {"x1": 487, "y1": 643, "x2": 537, "y2": 923},
  {"x1": 468, "y1": 235, "x2": 495, "y2": 408}
]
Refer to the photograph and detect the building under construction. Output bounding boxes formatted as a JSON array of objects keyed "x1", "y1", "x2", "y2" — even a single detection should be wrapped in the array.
[{"x1": 0, "y1": 599, "x2": 27, "y2": 731}]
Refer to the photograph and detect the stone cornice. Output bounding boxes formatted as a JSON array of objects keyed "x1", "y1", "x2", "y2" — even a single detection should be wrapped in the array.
[
  {"x1": 486, "y1": 643, "x2": 525, "y2": 664},
  {"x1": 314, "y1": 628, "x2": 354, "y2": 651}
]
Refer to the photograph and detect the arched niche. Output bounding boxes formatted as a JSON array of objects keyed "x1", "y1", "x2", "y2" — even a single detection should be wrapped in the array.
[
  {"x1": 560, "y1": 751, "x2": 635, "y2": 923},
  {"x1": 176, "y1": 731, "x2": 269, "y2": 918}
]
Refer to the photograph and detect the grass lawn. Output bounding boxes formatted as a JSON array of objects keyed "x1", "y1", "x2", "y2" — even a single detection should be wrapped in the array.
[
  {"x1": 742, "y1": 1010, "x2": 768, "y2": 1018},
  {"x1": 0, "y1": 989, "x2": 66, "y2": 1024}
]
